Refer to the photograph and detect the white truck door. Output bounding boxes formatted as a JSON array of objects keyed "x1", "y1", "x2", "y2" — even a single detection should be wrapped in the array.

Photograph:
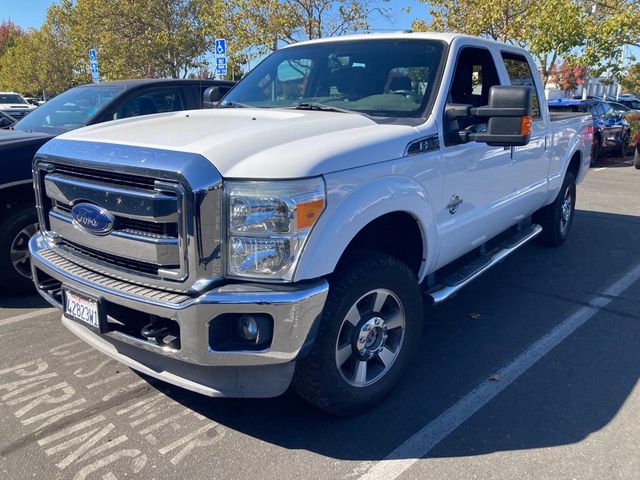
[
  {"x1": 435, "y1": 46, "x2": 516, "y2": 268},
  {"x1": 500, "y1": 52, "x2": 550, "y2": 210}
]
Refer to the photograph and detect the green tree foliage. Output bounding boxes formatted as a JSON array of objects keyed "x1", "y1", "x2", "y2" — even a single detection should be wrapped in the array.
[
  {"x1": 412, "y1": 0, "x2": 640, "y2": 86},
  {"x1": 621, "y1": 63, "x2": 640, "y2": 94},
  {"x1": 0, "y1": 11, "x2": 77, "y2": 96}
]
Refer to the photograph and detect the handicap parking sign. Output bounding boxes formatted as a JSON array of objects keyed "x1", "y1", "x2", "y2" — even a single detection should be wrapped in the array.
[
  {"x1": 215, "y1": 39, "x2": 226, "y2": 55},
  {"x1": 216, "y1": 65, "x2": 227, "y2": 76},
  {"x1": 216, "y1": 57, "x2": 227, "y2": 66},
  {"x1": 89, "y1": 49, "x2": 97, "y2": 61}
]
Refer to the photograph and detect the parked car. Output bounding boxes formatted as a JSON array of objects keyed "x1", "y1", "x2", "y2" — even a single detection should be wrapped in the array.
[
  {"x1": 0, "y1": 92, "x2": 37, "y2": 120},
  {"x1": 0, "y1": 110, "x2": 16, "y2": 129},
  {"x1": 23, "y1": 96, "x2": 46, "y2": 107},
  {"x1": 548, "y1": 98, "x2": 631, "y2": 162},
  {"x1": 608, "y1": 101, "x2": 638, "y2": 114},
  {"x1": 616, "y1": 97, "x2": 640, "y2": 111},
  {"x1": 0, "y1": 78, "x2": 235, "y2": 294},
  {"x1": 29, "y1": 33, "x2": 591, "y2": 415},
  {"x1": 634, "y1": 130, "x2": 640, "y2": 169}
]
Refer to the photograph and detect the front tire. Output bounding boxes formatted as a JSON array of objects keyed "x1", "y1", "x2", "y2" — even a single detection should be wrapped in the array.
[
  {"x1": 293, "y1": 251, "x2": 423, "y2": 416},
  {"x1": 533, "y1": 171, "x2": 576, "y2": 247},
  {"x1": 0, "y1": 206, "x2": 39, "y2": 294}
]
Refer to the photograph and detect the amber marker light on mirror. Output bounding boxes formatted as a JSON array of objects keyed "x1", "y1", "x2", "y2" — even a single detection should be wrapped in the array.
[{"x1": 520, "y1": 115, "x2": 533, "y2": 136}]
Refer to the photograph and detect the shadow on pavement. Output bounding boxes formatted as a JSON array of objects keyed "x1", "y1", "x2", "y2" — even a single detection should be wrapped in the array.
[
  {"x1": 118, "y1": 208, "x2": 640, "y2": 461},
  {"x1": 591, "y1": 153, "x2": 634, "y2": 168}
]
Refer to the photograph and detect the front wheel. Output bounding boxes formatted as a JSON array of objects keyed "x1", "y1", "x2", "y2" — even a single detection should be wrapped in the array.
[
  {"x1": 0, "y1": 206, "x2": 39, "y2": 294},
  {"x1": 533, "y1": 171, "x2": 576, "y2": 247},
  {"x1": 293, "y1": 251, "x2": 423, "y2": 416}
]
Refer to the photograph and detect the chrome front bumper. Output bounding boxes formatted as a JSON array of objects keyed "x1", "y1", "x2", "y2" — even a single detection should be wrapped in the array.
[{"x1": 29, "y1": 233, "x2": 328, "y2": 398}]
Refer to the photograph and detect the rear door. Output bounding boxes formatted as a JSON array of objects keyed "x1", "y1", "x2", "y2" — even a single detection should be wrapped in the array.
[{"x1": 500, "y1": 52, "x2": 550, "y2": 196}]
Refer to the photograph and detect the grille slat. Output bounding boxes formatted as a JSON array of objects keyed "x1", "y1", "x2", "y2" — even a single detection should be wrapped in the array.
[
  {"x1": 60, "y1": 239, "x2": 172, "y2": 276},
  {"x1": 54, "y1": 202, "x2": 179, "y2": 239},
  {"x1": 52, "y1": 163, "x2": 157, "y2": 191}
]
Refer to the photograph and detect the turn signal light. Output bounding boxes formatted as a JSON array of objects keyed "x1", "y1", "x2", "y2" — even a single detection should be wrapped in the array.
[
  {"x1": 520, "y1": 115, "x2": 533, "y2": 136},
  {"x1": 297, "y1": 199, "x2": 325, "y2": 230}
]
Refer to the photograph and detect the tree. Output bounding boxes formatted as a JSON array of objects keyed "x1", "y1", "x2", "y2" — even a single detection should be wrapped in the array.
[
  {"x1": 621, "y1": 63, "x2": 640, "y2": 94},
  {"x1": 553, "y1": 61, "x2": 586, "y2": 94},
  {"x1": 412, "y1": 0, "x2": 640, "y2": 87},
  {"x1": 0, "y1": 20, "x2": 23, "y2": 56},
  {"x1": 46, "y1": 0, "x2": 212, "y2": 80}
]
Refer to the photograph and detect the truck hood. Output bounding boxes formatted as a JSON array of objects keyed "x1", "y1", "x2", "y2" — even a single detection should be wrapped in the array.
[
  {"x1": 0, "y1": 103, "x2": 36, "y2": 111},
  {"x1": 55, "y1": 108, "x2": 421, "y2": 178}
]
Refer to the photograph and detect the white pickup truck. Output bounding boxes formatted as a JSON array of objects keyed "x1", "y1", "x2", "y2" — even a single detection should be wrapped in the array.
[{"x1": 30, "y1": 33, "x2": 591, "y2": 415}]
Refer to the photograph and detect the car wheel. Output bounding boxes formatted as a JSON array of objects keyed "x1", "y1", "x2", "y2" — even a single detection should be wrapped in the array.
[
  {"x1": 533, "y1": 171, "x2": 576, "y2": 247},
  {"x1": 293, "y1": 250, "x2": 423, "y2": 416},
  {"x1": 0, "y1": 206, "x2": 39, "y2": 294},
  {"x1": 590, "y1": 134, "x2": 600, "y2": 166},
  {"x1": 618, "y1": 132, "x2": 629, "y2": 157}
]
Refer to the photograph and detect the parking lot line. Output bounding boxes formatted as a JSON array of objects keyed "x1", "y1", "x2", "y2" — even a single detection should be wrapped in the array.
[
  {"x1": 359, "y1": 262, "x2": 640, "y2": 480},
  {"x1": 0, "y1": 308, "x2": 58, "y2": 327}
]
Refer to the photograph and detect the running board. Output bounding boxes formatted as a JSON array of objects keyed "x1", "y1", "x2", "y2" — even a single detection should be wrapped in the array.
[{"x1": 426, "y1": 224, "x2": 543, "y2": 305}]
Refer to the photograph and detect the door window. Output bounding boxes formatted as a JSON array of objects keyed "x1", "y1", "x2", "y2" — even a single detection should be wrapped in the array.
[
  {"x1": 113, "y1": 87, "x2": 186, "y2": 120},
  {"x1": 446, "y1": 47, "x2": 501, "y2": 136},
  {"x1": 501, "y1": 52, "x2": 541, "y2": 118}
]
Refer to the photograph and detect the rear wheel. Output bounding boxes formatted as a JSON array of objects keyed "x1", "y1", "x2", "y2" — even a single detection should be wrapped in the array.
[
  {"x1": 0, "y1": 206, "x2": 39, "y2": 294},
  {"x1": 534, "y1": 171, "x2": 576, "y2": 247},
  {"x1": 293, "y1": 250, "x2": 423, "y2": 416}
]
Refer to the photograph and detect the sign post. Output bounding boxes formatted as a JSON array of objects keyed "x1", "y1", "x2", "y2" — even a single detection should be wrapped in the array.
[
  {"x1": 88, "y1": 49, "x2": 100, "y2": 83},
  {"x1": 214, "y1": 39, "x2": 227, "y2": 78}
]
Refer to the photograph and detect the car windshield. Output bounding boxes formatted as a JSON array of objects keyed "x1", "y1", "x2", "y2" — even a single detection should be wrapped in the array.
[
  {"x1": 0, "y1": 93, "x2": 28, "y2": 104},
  {"x1": 220, "y1": 39, "x2": 444, "y2": 119},
  {"x1": 14, "y1": 85, "x2": 126, "y2": 134}
]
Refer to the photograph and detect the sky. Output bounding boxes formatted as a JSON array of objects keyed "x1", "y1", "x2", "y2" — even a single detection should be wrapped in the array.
[{"x1": 0, "y1": 0, "x2": 429, "y2": 31}]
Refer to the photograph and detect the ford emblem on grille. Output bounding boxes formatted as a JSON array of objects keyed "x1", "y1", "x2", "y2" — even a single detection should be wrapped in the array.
[{"x1": 71, "y1": 203, "x2": 115, "y2": 236}]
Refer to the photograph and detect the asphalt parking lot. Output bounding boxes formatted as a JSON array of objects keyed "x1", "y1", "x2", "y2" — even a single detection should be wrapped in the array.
[{"x1": 1, "y1": 155, "x2": 639, "y2": 480}]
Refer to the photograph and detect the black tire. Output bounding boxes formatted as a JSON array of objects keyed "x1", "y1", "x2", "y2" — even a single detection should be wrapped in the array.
[
  {"x1": 533, "y1": 171, "x2": 576, "y2": 247},
  {"x1": 293, "y1": 250, "x2": 423, "y2": 416},
  {"x1": 0, "y1": 206, "x2": 39, "y2": 295},
  {"x1": 634, "y1": 147, "x2": 640, "y2": 169},
  {"x1": 617, "y1": 132, "x2": 630, "y2": 157},
  {"x1": 590, "y1": 134, "x2": 600, "y2": 166}
]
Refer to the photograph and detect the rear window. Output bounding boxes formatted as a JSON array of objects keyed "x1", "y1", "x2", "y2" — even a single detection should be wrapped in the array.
[{"x1": 501, "y1": 52, "x2": 540, "y2": 118}]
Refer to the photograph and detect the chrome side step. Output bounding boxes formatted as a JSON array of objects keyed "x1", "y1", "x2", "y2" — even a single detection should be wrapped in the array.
[{"x1": 426, "y1": 224, "x2": 543, "y2": 305}]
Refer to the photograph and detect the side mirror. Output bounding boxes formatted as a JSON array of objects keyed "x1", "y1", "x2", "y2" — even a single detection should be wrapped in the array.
[
  {"x1": 446, "y1": 85, "x2": 533, "y2": 147},
  {"x1": 203, "y1": 86, "x2": 232, "y2": 108}
]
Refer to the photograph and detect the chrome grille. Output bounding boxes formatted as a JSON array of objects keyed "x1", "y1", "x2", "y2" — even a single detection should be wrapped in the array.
[{"x1": 33, "y1": 140, "x2": 224, "y2": 293}]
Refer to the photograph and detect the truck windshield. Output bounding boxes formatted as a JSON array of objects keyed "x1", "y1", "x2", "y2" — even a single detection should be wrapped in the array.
[
  {"x1": 14, "y1": 85, "x2": 126, "y2": 134},
  {"x1": 0, "y1": 93, "x2": 28, "y2": 104},
  {"x1": 220, "y1": 39, "x2": 444, "y2": 119}
]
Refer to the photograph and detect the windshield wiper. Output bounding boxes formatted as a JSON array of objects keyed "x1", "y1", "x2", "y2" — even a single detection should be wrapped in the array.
[
  {"x1": 294, "y1": 102, "x2": 372, "y2": 118},
  {"x1": 218, "y1": 100, "x2": 251, "y2": 108}
]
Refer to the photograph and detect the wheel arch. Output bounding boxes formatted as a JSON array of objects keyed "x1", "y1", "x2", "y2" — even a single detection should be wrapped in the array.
[
  {"x1": 0, "y1": 181, "x2": 35, "y2": 211},
  {"x1": 294, "y1": 176, "x2": 436, "y2": 282}
]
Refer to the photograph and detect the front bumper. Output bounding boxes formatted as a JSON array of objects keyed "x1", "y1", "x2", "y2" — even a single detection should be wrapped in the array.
[{"x1": 29, "y1": 233, "x2": 328, "y2": 398}]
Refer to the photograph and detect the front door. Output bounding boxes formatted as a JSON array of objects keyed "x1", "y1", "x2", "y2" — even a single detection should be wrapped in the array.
[{"x1": 436, "y1": 46, "x2": 515, "y2": 268}]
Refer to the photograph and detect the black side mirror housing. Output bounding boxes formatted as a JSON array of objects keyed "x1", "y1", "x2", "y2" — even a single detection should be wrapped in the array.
[
  {"x1": 203, "y1": 85, "x2": 233, "y2": 108},
  {"x1": 446, "y1": 85, "x2": 533, "y2": 147}
]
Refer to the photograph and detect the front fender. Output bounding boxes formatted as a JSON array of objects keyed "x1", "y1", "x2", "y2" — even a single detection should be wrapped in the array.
[{"x1": 294, "y1": 173, "x2": 438, "y2": 282}]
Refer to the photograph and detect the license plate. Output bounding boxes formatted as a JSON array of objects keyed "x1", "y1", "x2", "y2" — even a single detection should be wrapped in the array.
[{"x1": 64, "y1": 290, "x2": 103, "y2": 332}]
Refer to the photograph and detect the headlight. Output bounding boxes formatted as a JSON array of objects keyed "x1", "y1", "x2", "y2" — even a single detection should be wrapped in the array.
[{"x1": 226, "y1": 178, "x2": 325, "y2": 280}]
